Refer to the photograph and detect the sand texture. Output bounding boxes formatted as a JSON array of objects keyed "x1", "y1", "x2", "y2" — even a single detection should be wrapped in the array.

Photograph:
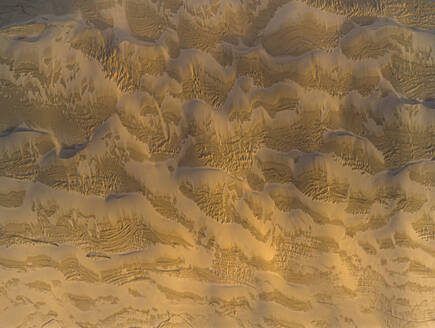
[{"x1": 0, "y1": 0, "x2": 434, "y2": 327}]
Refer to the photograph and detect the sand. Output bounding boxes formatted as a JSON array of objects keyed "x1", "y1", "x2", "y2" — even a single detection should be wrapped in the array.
[{"x1": 0, "y1": 0, "x2": 434, "y2": 327}]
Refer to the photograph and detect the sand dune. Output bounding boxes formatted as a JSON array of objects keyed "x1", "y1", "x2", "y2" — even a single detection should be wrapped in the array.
[{"x1": 0, "y1": 0, "x2": 434, "y2": 327}]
